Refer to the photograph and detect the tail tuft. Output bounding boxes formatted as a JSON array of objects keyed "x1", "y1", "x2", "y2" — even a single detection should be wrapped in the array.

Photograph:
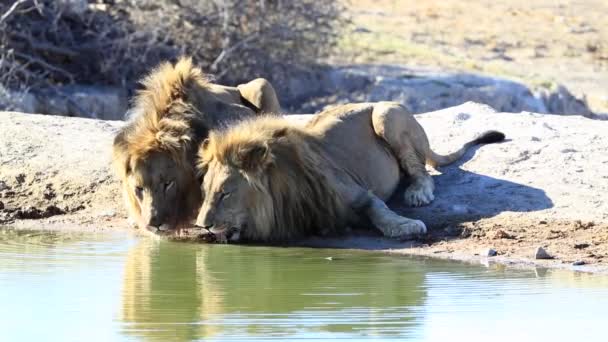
[{"x1": 473, "y1": 130, "x2": 505, "y2": 145}]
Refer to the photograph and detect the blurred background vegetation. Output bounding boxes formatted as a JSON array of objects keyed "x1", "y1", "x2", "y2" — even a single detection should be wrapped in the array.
[
  {"x1": 0, "y1": 0, "x2": 343, "y2": 105},
  {"x1": 1, "y1": 0, "x2": 606, "y2": 116}
]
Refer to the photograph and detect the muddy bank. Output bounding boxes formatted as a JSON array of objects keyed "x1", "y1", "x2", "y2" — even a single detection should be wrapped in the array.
[{"x1": 1, "y1": 103, "x2": 607, "y2": 272}]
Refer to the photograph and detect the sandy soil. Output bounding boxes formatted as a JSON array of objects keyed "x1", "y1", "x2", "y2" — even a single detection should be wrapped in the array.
[
  {"x1": 338, "y1": 0, "x2": 608, "y2": 115},
  {"x1": 1, "y1": 106, "x2": 607, "y2": 272}
]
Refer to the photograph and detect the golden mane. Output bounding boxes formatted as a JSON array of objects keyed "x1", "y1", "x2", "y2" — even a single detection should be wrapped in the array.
[
  {"x1": 200, "y1": 116, "x2": 349, "y2": 241},
  {"x1": 124, "y1": 57, "x2": 211, "y2": 163}
]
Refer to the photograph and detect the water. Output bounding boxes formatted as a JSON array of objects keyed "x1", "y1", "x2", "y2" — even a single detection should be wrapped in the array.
[{"x1": 1, "y1": 229, "x2": 607, "y2": 342}]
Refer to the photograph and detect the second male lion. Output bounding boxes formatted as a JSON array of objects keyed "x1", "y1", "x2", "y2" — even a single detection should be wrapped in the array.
[
  {"x1": 112, "y1": 57, "x2": 280, "y2": 232},
  {"x1": 195, "y1": 102, "x2": 504, "y2": 242}
]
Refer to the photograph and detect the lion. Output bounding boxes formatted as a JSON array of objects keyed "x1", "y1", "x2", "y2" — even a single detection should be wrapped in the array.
[
  {"x1": 112, "y1": 57, "x2": 281, "y2": 233},
  {"x1": 195, "y1": 102, "x2": 504, "y2": 242}
]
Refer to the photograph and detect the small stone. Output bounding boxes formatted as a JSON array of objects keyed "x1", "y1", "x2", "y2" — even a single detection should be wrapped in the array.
[
  {"x1": 15, "y1": 174, "x2": 26, "y2": 184},
  {"x1": 325, "y1": 257, "x2": 333, "y2": 261},
  {"x1": 572, "y1": 260, "x2": 586, "y2": 266},
  {"x1": 0, "y1": 200, "x2": 4, "y2": 210},
  {"x1": 534, "y1": 247, "x2": 553, "y2": 260},
  {"x1": 454, "y1": 112, "x2": 471, "y2": 121},
  {"x1": 574, "y1": 243, "x2": 590, "y2": 249},
  {"x1": 483, "y1": 248, "x2": 498, "y2": 257},
  {"x1": 444, "y1": 225, "x2": 462, "y2": 236},
  {"x1": 493, "y1": 229, "x2": 514, "y2": 239},
  {"x1": 451, "y1": 204, "x2": 469, "y2": 214},
  {"x1": 98, "y1": 210, "x2": 116, "y2": 218}
]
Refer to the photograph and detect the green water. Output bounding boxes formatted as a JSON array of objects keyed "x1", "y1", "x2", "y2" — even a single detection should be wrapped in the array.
[{"x1": 1, "y1": 229, "x2": 607, "y2": 342}]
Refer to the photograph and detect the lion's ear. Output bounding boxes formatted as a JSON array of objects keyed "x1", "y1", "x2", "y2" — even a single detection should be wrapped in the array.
[
  {"x1": 235, "y1": 143, "x2": 269, "y2": 171},
  {"x1": 271, "y1": 127, "x2": 288, "y2": 139},
  {"x1": 201, "y1": 138, "x2": 210, "y2": 151}
]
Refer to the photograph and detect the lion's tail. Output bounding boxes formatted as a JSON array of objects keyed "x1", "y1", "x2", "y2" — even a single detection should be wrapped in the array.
[{"x1": 426, "y1": 130, "x2": 505, "y2": 167}]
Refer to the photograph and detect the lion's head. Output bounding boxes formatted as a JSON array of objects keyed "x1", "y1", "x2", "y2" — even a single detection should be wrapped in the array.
[
  {"x1": 113, "y1": 119, "x2": 203, "y2": 231},
  {"x1": 195, "y1": 117, "x2": 347, "y2": 243},
  {"x1": 112, "y1": 57, "x2": 212, "y2": 231}
]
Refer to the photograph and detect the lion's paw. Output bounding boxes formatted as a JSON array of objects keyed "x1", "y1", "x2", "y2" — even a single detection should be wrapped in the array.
[
  {"x1": 383, "y1": 217, "x2": 427, "y2": 239},
  {"x1": 403, "y1": 183, "x2": 435, "y2": 207}
]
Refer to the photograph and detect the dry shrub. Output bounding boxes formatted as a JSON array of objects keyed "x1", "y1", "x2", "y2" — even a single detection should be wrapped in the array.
[{"x1": 0, "y1": 0, "x2": 344, "y2": 105}]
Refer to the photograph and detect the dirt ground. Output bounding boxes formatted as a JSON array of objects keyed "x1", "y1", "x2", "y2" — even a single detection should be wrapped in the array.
[{"x1": 338, "y1": 0, "x2": 608, "y2": 114}]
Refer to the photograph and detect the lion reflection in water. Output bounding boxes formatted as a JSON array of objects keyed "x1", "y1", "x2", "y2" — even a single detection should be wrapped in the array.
[{"x1": 121, "y1": 240, "x2": 426, "y2": 340}]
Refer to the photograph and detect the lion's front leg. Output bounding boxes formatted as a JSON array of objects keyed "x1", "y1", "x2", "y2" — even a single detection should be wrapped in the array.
[{"x1": 359, "y1": 193, "x2": 427, "y2": 239}]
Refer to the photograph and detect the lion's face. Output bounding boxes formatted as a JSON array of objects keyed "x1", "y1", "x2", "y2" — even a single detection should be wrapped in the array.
[
  {"x1": 195, "y1": 159, "x2": 254, "y2": 242},
  {"x1": 126, "y1": 151, "x2": 201, "y2": 231}
]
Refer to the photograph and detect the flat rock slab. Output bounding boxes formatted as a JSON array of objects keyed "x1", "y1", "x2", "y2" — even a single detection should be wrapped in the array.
[
  {"x1": 402, "y1": 101, "x2": 608, "y2": 225},
  {"x1": 0, "y1": 112, "x2": 123, "y2": 223},
  {"x1": 1, "y1": 102, "x2": 607, "y2": 270}
]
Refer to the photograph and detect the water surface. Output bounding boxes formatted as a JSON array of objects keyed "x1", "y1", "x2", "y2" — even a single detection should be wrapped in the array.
[{"x1": 1, "y1": 229, "x2": 607, "y2": 341}]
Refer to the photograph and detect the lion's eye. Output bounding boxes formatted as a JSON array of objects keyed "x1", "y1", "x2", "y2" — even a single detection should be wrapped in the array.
[
  {"x1": 135, "y1": 186, "x2": 144, "y2": 199},
  {"x1": 164, "y1": 180, "x2": 175, "y2": 192},
  {"x1": 219, "y1": 191, "x2": 230, "y2": 201}
]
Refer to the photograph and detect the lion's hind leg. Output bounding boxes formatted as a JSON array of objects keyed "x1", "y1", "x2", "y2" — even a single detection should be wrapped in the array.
[
  {"x1": 237, "y1": 78, "x2": 281, "y2": 114},
  {"x1": 370, "y1": 102, "x2": 435, "y2": 207}
]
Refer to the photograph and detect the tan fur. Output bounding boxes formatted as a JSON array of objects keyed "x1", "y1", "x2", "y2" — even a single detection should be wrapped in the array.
[
  {"x1": 197, "y1": 118, "x2": 348, "y2": 242},
  {"x1": 112, "y1": 57, "x2": 281, "y2": 231},
  {"x1": 196, "y1": 102, "x2": 504, "y2": 242}
]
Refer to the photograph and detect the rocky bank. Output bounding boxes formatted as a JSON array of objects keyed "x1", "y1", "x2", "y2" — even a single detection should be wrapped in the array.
[{"x1": 1, "y1": 102, "x2": 607, "y2": 272}]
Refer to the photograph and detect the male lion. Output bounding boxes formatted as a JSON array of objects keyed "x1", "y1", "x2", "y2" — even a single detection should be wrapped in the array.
[
  {"x1": 112, "y1": 57, "x2": 281, "y2": 232},
  {"x1": 196, "y1": 102, "x2": 504, "y2": 242}
]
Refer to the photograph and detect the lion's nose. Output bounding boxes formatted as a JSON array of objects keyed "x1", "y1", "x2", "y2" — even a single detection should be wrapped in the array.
[
  {"x1": 149, "y1": 209, "x2": 162, "y2": 227},
  {"x1": 196, "y1": 209, "x2": 214, "y2": 228}
]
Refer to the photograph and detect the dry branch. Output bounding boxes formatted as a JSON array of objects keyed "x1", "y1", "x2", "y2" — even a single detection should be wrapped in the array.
[{"x1": 0, "y1": 0, "x2": 345, "y2": 107}]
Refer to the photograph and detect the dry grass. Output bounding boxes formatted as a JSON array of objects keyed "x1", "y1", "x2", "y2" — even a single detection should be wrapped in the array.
[
  {"x1": 0, "y1": 0, "x2": 344, "y2": 102},
  {"x1": 338, "y1": 0, "x2": 608, "y2": 113}
]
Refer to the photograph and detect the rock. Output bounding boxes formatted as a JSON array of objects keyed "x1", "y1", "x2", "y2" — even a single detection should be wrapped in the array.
[
  {"x1": 443, "y1": 225, "x2": 462, "y2": 236},
  {"x1": 0, "y1": 200, "x2": 4, "y2": 210},
  {"x1": 534, "y1": 247, "x2": 554, "y2": 260},
  {"x1": 574, "y1": 243, "x2": 590, "y2": 249},
  {"x1": 535, "y1": 84, "x2": 594, "y2": 117},
  {"x1": 0, "y1": 112, "x2": 124, "y2": 223},
  {"x1": 59, "y1": 0, "x2": 88, "y2": 14},
  {"x1": 572, "y1": 260, "x2": 586, "y2": 266},
  {"x1": 0, "y1": 86, "x2": 38, "y2": 113},
  {"x1": 97, "y1": 210, "x2": 116, "y2": 218},
  {"x1": 282, "y1": 66, "x2": 334, "y2": 106},
  {"x1": 493, "y1": 229, "x2": 514, "y2": 239},
  {"x1": 2, "y1": 101, "x2": 608, "y2": 246},
  {"x1": 483, "y1": 248, "x2": 498, "y2": 257},
  {"x1": 450, "y1": 204, "x2": 469, "y2": 214},
  {"x1": 294, "y1": 65, "x2": 595, "y2": 117},
  {"x1": 368, "y1": 71, "x2": 547, "y2": 114},
  {"x1": 33, "y1": 86, "x2": 128, "y2": 120}
]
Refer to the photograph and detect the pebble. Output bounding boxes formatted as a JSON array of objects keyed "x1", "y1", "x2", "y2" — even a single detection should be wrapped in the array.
[
  {"x1": 0, "y1": 200, "x2": 4, "y2": 210},
  {"x1": 572, "y1": 260, "x2": 586, "y2": 266},
  {"x1": 534, "y1": 247, "x2": 553, "y2": 260},
  {"x1": 493, "y1": 229, "x2": 514, "y2": 239},
  {"x1": 97, "y1": 210, "x2": 116, "y2": 218},
  {"x1": 483, "y1": 248, "x2": 498, "y2": 257}
]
